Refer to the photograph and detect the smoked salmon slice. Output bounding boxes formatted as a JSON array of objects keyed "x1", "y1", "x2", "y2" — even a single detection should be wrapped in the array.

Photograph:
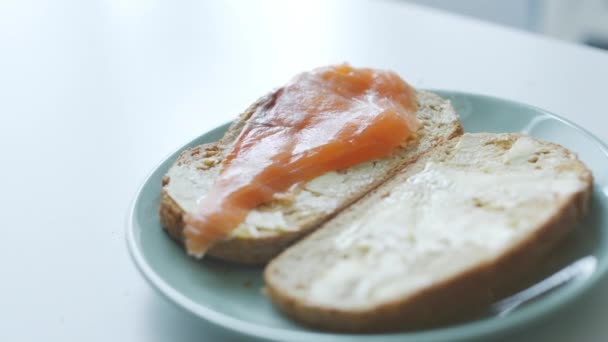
[{"x1": 184, "y1": 64, "x2": 419, "y2": 257}]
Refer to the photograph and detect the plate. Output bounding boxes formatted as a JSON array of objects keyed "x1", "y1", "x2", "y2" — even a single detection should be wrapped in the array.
[{"x1": 127, "y1": 91, "x2": 608, "y2": 342}]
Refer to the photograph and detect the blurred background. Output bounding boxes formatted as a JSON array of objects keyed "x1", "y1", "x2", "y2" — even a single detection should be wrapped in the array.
[
  {"x1": 407, "y1": 0, "x2": 608, "y2": 50},
  {"x1": 3, "y1": 0, "x2": 606, "y2": 160}
]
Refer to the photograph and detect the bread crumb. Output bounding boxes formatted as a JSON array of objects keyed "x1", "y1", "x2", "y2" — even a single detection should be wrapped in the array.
[
  {"x1": 483, "y1": 139, "x2": 513, "y2": 150},
  {"x1": 197, "y1": 158, "x2": 218, "y2": 170},
  {"x1": 472, "y1": 197, "x2": 484, "y2": 208}
]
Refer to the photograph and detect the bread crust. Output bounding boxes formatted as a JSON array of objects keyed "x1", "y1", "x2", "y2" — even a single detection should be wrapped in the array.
[
  {"x1": 263, "y1": 133, "x2": 593, "y2": 332},
  {"x1": 159, "y1": 91, "x2": 463, "y2": 264}
]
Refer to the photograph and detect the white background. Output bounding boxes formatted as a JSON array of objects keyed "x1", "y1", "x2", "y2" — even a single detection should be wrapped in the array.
[{"x1": 1, "y1": 0, "x2": 608, "y2": 341}]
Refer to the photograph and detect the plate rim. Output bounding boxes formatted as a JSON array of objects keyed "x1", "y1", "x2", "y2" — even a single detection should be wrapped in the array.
[{"x1": 126, "y1": 90, "x2": 608, "y2": 342}]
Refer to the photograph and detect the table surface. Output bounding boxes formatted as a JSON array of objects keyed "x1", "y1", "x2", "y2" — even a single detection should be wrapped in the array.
[{"x1": 2, "y1": 0, "x2": 608, "y2": 341}]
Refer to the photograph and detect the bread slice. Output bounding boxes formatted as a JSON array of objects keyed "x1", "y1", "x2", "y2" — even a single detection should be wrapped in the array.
[
  {"x1": 159, "y1": 90, "x2": 462, "y2": 264},
  {"x1": 264, "y1": 133, "x2": 593, "y2": 332}
]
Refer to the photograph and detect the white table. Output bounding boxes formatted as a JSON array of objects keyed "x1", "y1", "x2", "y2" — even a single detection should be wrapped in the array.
[{"x1": 2, "y1": 0, "x2": 608, "y2": 341}]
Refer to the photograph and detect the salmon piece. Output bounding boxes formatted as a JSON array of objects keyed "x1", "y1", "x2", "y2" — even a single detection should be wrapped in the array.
[{"x1": 184, "y1": 64, "x2": 419, "y2": 257}]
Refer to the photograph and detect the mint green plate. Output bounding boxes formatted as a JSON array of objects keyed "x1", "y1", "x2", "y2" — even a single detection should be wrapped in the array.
[{"x1": 127, "y1": 91, "x2": 608, "y2": 342}]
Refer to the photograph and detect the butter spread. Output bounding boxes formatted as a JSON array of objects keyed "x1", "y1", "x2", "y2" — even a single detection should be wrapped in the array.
[
  {"x1": 503, "y1": 136, "x2": 542, "y2": 165},
  {"x1": 241, "y1": 210, "x2": 290, "y2": 236},
  {"x1": 166, "y1": 154, "x2": 380, "y2": 237},
  {"x1": 308, "y1": 137, "x2": 587, "y2": 308},
  {"x1": 304, "y1": 171, "x2": 342, "y2": 195}
]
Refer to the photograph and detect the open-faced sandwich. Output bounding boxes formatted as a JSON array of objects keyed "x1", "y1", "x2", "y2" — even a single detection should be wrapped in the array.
[{"x1": 160, "y1": 64, "x2": 462, "y2": 263}]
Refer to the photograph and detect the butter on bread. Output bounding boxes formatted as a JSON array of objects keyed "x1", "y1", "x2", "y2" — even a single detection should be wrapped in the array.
[
  {"x1": 159, "y1": 90, "x2": 462, "y2": 264},
  {"x1": 264, "y1": 133, "x2": 592, "y2": 332}
]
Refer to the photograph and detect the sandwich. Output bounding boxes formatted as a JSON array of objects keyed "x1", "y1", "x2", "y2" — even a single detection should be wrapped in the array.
[
  {"x1": 160, "y1": 64, "x2": 462, "y2": 264},
  {"x1": 264, "y1": 133, "x2": 592, "y2": 331}
]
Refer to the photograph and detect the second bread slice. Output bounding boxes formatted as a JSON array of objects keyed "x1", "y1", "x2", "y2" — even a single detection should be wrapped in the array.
[{"x1": 264, "y1": 133, "x2": 592, "y2": 332}]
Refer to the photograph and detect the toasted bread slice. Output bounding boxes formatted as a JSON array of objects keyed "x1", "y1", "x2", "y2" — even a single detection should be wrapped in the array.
[
  {"x1": 264, "y1": 133, "x2": 592, "y2": 332},
  {"x1": 159, "y1": 90, "x2": 462, "y2": 264}
]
